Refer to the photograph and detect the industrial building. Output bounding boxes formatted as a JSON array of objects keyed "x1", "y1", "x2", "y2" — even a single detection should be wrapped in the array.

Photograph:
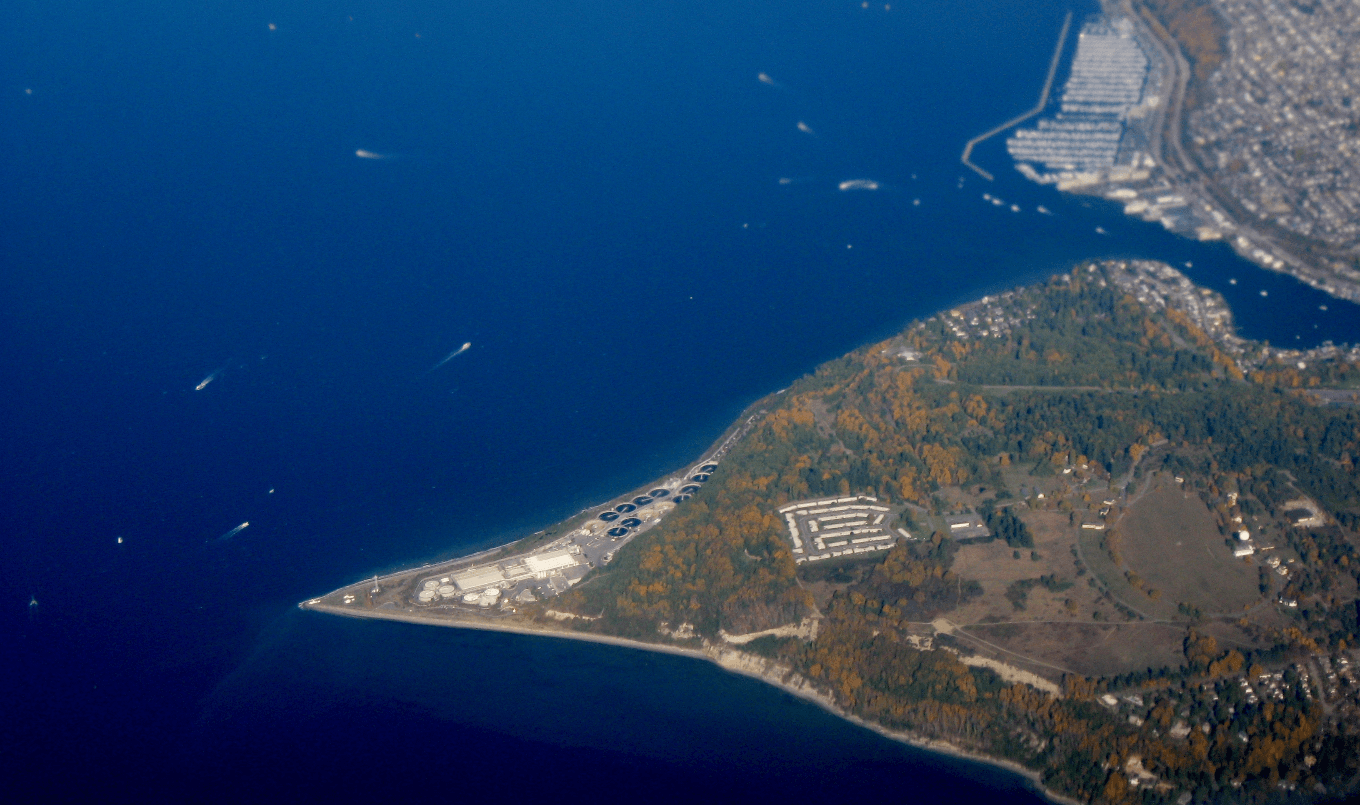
[
  {"x1": 452, "y1": 565, "x2": 507, "y2": 591},
  {"x1": 402, "y1": 416, "x2": 768, "y2": 610},
  {"x1": 525, "y1": 549, "x2": 578, "y2": 576}
]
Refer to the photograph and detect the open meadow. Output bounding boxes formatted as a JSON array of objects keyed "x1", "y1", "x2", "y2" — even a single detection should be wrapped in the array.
[{"x1": 1118, "y1": 481, "x2": 1261, "y2": 616}]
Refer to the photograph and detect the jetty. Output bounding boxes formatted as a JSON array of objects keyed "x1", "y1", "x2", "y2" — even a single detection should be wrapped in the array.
[{"x1": 960, "y1": 11, "x2": 1072, "y2": 181}]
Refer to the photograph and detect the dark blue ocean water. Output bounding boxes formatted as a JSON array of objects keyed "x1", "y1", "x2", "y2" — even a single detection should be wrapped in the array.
[{"x1": 5, "y1": 1, "x2": 1359, "y2": 800}]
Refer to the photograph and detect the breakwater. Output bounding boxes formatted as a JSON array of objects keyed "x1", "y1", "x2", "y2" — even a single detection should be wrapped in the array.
[{"x1": 960, "y1": 11, "x2": 1073, "y2": 181}]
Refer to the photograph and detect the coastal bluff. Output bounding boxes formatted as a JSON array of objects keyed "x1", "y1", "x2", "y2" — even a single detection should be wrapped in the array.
[{"x1": 307, "y1": 259, "x2": 1360, "y2": 804}]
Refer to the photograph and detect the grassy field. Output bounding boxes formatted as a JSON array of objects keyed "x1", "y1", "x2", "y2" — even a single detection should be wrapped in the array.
[
  {"x1": 1077, "y1": 523, "x2": 1166, "y2": 618},
  {"x1": 949, "y1": 512, "x2": 1100, "y2": 624},
  {"x1": 946, "y1": 508, "x2": 1204, "y2": 677},
  {"x1": 896, "y1": 470, "x2": 1272, "y2": 677},
  {"x1": 962, "y1": 621, "x2": 1191, "y2": 678},
  {"x1": 1119, "y1": 482, "x2": 1261, "y2": 615}
]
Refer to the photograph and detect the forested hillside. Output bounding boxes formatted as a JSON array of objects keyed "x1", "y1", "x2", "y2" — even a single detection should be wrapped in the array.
[{"x1": 551, "y1": 264, "x2": 1360, "y2": 803}]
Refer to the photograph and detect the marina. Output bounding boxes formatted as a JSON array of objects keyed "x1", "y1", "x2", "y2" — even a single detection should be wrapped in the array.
[
  {"x1": 17, "y1": 0, "x2": 1360, "y2": 801},
  {"x1": 1006, "y1": 16, "x2": 1155, "y2": 177}
]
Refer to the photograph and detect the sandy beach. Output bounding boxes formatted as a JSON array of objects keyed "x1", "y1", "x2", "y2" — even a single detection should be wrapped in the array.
[{"x1": 303, "y1": 602, "x2": 1081, "y2": 805}]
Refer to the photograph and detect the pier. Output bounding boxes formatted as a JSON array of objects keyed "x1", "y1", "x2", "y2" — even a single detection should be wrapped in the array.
[{"x1": 960, "y1": 11, "x2": 1072, "y2": 181}]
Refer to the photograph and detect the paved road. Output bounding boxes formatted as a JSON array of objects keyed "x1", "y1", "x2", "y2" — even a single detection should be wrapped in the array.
[{"x1": 1124, "y1": 0, "x2": 1353, "y2": 300}]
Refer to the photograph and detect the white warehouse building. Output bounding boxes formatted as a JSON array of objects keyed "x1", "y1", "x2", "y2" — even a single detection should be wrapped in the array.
[
  {"x1": 451, "y1": 565, "x2": 507, "y2": 592},
  {"x1": 525, "y1": 549, "x2": 578, "y2": 576}
]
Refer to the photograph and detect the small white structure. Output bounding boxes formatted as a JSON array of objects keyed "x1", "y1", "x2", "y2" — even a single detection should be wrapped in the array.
[
  {"x1": 1236, "y1": 529, "x2": 1251, "y2": 541},
  {"x1": 1233, "y1": 545, "x2": 1255, "y2": 557}
]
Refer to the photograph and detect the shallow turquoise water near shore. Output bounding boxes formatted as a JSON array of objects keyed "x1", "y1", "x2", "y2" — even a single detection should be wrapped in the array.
[{"x1": 3, "y1": 0, "x2": 1355, "y2": 800}]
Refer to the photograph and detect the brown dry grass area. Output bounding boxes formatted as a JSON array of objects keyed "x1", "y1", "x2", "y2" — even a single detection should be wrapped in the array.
[
  {"x1": 1119, "y1": 484, "x2": 1261, "y2": 616},
  {"x1": 940, "y1": 500, "x2": 1272, "y2": 677},
  {"x1": 949, "y1": 511, "x2": 1108, "y2": 625},
  {"x1": 962, "y1": 621, "x2": 1191, "y2": 678},
  {"x1": 1195, "y1": 619, "x2": 1261, "y2": 652},
  {"x1": 803, "y1": 578, "x2": 850, "y2": 611}
]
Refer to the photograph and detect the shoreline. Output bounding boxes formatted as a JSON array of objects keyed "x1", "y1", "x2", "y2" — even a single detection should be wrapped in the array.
[
  {"x1": 297, "y1": 378, "x2": 1078, "y2": 803},
  {"x1": 297, "y1": 261, "x2": 1282, "y2": 804},
  {"x1": 310, "y1": 389, "x2": 783, "y2": 596},
  {"x1": 303, "y1": 602, "x2": 1079, "y2": 805},
  {"x1": 1114, "y1": 0, "x2": 1360, "y2": 304}
]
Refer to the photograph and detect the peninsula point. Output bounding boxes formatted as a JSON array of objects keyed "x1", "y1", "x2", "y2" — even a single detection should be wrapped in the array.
[{"x1": 307, "y1": 259, "x2": 1360, "y2": 805}]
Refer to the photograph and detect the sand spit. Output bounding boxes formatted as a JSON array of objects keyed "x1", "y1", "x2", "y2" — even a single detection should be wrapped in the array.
[{"x1": 302, "y1": 602, "x2": 1079, "y2": 805}]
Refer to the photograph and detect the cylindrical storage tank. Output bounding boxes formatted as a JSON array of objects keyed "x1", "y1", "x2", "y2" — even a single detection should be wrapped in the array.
[
  {"x1": 463, "y1": 593, "x2": 480, "y2": 603},
  {"x1": 423, "y1": 580, "x2": 439, "y2": 590},
  {"x1": 417, "y1": 590, "x2": 436, "y2": 602},
  {"x1": 438, "y1": 585, "x2": 456, "y2": 595},
  {"x1": 483, "y1": 587, "x2": 501, "y2": 599}
]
